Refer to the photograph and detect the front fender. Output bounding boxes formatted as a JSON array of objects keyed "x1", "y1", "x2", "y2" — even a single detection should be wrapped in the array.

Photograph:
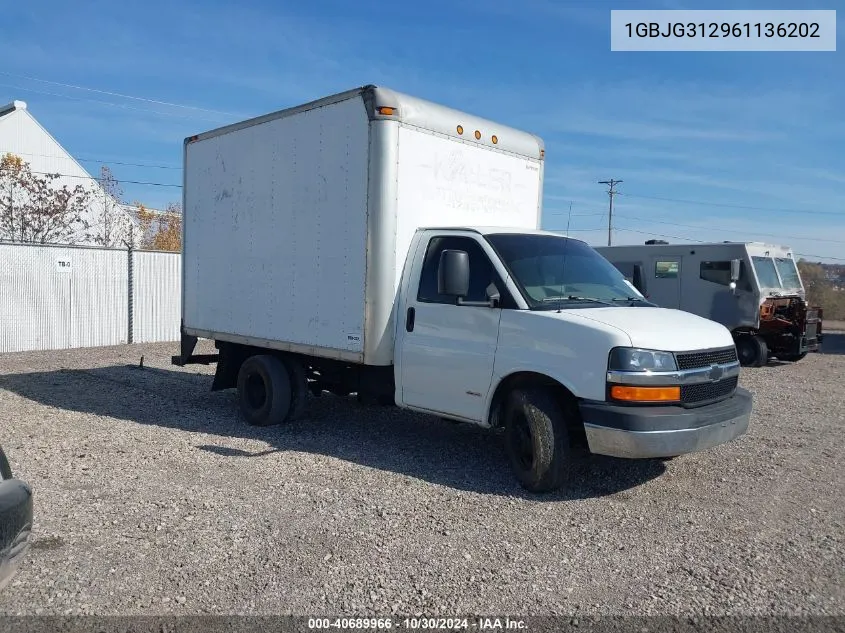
[{"x1": 485, "y1": 310, "x2": 632, "y2": 418}]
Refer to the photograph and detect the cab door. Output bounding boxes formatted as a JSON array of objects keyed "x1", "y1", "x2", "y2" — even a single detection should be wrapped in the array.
[
  {"x1": 397, "y1": 233, "x2": 506, "y2": 422},
  {"x1": 649, "y1": 257, "x2": 682, "y2": 309}
]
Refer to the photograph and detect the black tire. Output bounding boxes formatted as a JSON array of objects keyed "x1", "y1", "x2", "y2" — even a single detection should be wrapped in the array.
[
  {"x1": 780, "y1": 351, "x2": 807, "y2": 362},
  {"x1": 751, "y1": 336, "x2": 769, "y2": 367},
  {"x1": 503, "y1": 388, "x2": 573, "y2": 493},
  {"x1": 736, "y1": 335, "x2": 768, "y2": 367},
  {"x1": 283, "y1": 356, "x2": 309, "y2": 420},
  {"x1": 236, "y1": 355, "x2": 292, "y2": 426}
]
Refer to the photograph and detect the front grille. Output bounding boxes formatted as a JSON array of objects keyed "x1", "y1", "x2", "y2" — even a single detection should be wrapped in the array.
[
  {"x1": 806, "y1": 322, "x2": 819, "y2": 338},
  {"x1": 676, "y1": 347, "x2": 738, "y2": 370},
  {"x1": 681, "y1": 376, "x2": 738, "y2": 404}
]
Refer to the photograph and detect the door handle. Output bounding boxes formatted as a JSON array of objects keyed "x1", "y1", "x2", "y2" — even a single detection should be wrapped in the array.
[{"x1": 405, "y1": 307, "x2": 416, "y2": 332}]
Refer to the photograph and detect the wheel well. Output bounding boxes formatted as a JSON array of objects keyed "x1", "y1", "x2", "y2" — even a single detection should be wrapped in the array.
[
  {"x1": 212, "y1": 342, "x2": 308, "y2": 392},
  {"x1": 488, "y1": 372, "x2": 586, "y2": 446},
  {"x1": 731, "y1": 328, "x2": 758, "y2": 338}
]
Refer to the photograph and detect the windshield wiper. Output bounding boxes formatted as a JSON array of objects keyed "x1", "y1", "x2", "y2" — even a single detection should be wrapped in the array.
[
  {"x1": 541, "y1": 296, "x2": 613, "y2": 305},
  {"x1": 610, "y1": 297, "x2": 648, "y2": 303}
]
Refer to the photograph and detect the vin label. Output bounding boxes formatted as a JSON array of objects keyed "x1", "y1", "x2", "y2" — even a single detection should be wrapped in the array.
[{"x1": 610, "y1": 10, "x2": 836, "y2": 51}]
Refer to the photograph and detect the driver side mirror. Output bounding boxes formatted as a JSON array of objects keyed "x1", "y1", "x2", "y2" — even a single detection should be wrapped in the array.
[
  {"x1": 730, "y1": 259, "x2": 741, "y2": 295},
  {"x1": 438, "y1": 249, "x2": 470, "y2": 298},
  {"x1": 730, "y1": 259, "x2": 741, "y2": 282}
]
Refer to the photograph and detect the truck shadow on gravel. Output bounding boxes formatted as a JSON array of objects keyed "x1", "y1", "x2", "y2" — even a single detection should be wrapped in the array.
[{"x1": 0, "y1": 364, "x2": 665, "y2": 500}]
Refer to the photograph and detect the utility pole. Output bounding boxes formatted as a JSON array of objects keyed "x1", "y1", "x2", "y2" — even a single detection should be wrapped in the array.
[{"x1": 598, "y1": 179, "x2": 623, "y2": 246}]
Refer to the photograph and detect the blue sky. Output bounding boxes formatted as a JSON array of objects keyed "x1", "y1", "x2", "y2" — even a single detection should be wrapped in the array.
[{"x1": 1, "y1": 0, "x2": 842, "y2": 261}]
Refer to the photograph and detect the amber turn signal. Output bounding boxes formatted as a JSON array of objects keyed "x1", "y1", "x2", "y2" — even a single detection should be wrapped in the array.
[{"x1": 610, "y1": 385, "x2": 680, "y2": 402}]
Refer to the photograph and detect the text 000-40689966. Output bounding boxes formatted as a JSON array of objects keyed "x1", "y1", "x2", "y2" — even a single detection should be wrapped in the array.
[
  {"x1": 306, "y1": 617, "x2": 527, "y2": 630},
  {"x1": 610, "y1": 10, "x2": 836, "y2": 51}
]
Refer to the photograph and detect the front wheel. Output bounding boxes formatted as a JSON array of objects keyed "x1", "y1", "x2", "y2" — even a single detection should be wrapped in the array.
[
  {"x1": 736, "y1": 335, "x2": 768, "y2": 367},
  {"x1": 503, "y1": 388, "x2": 574, "y2": 493}
]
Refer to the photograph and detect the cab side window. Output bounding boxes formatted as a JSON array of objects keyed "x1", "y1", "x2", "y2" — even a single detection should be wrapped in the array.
[
  {"x1": 417, "y1": 236, "x2": 514, "y2": 307},
  {"x1": 700, "y1": 261, "x2": 732, "y2": 286},
  {"x1": 701, "y1": 259, "x2": 751, "y2": 291}
]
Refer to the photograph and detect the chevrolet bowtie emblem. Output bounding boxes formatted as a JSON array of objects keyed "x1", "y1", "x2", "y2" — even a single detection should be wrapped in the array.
[{"x1": 709, "y1": 364, "x2": 723, "y2": 382}]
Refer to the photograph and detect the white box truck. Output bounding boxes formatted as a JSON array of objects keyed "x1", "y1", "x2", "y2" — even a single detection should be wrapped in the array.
[
  {"x1": 173, "y1": 85, "x2": 753, "y2": 492},
  {"x1": 596, "y1": 240, "x2": 824, "y2": 367}
]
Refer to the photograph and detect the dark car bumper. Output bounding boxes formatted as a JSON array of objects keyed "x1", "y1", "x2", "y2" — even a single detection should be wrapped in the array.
[
  {"x1": 0, "y1": 476, "x2": 33, "y2": 591},
  {"x1": 578, "y1": 388, "x2": 753, "y2": 459}
]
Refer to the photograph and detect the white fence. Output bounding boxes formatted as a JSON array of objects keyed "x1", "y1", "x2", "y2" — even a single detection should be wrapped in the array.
[{"x1": 0, "y1": 243, "x2": 181, "y2": 354}]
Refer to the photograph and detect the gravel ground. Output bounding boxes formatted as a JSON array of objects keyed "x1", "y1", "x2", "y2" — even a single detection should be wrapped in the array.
[{"x1": 0, "y1": 335, "x2": 843, "y2": 617}]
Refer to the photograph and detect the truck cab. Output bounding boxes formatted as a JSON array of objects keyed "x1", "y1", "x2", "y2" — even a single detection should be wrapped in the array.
[{"x1": 742, "y1": 243, "x2": 823, "y2": 365}]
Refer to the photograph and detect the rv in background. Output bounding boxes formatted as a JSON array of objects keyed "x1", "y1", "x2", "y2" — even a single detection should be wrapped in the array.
[{"x1": 596, "y1": 241, "x2": 824, "y2": 367}]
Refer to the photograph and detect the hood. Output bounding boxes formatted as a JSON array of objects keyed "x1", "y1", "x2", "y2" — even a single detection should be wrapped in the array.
[{"x1": 550, "y1": 306, "x2": 734, "y2": 352}]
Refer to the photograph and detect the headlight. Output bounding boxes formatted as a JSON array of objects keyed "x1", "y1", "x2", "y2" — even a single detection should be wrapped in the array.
[{"x1": 608, "y1": 347, "x2": 677, "y2": 372}]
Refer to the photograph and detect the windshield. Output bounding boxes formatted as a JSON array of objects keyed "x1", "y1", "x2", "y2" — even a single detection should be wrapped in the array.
[
  {"x1": 752, "y1": 256, "x2": 782, "y2": 289},
  {"x1": 486, "y1": 233, "x2": 649, "y2": 309},
  {"x1": 774, "y1": 257, "x2": 802, "y2": 289}
]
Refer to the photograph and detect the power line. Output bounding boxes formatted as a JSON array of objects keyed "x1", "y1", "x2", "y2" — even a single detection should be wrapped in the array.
[
  {"x1": 797, "y1": 254, "x2": 845, "y2": 262},
  {"x1": 0, "y1": 149, "x2": 180, "y2": 170},
  {"x1": 598, "y1": 179, "x2": 623, "y2": 246},
  {"x1": 547, "y1": 210, "x2": 605, "y2": 217},
  {"x1": 549, "y1": 192, "x2": 843, "y2": 220},
  {"x1": 4, "y1": 168, "x2": 181, "y2": 188},
  {"x1": 0, "y1": 82, "x2": 226, "y2": 123},
  {"x1": 619, "y1": 192, "x2": 844, "y2": 217},
  {"x1": 614, "y1": 226, "x2": 706, "y2": 243},
  {"x1": 0, "y1": 71, "x2": 239, "y2": 117},
  {"x1": 614, "y1": 213, "x2": 845, "y2": 245}
]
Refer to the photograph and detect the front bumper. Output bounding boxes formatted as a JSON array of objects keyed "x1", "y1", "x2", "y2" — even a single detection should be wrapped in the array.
[
  {"x1": 579, "y1": 388, "x2": 753, "y2": 459},
  {"x1": 0, "y1": 478, "x2": 33, "y2": 592}
]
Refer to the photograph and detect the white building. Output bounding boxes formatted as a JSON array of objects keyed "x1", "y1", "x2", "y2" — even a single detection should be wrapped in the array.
[{"x1": 0, "y1": 99, "x2": 140, "y2": 247}]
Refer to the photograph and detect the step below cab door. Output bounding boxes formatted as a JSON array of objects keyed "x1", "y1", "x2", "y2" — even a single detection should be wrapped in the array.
[{"x1": 396, "y1": 232, "x2": 512, "y2": 423}]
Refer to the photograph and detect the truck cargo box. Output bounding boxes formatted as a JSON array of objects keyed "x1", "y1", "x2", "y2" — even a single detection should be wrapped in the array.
[{"x1": 182, "y1": 85, "x2": 545, "y2": 365}]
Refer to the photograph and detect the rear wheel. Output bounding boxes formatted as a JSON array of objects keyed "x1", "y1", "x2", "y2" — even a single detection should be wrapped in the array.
[
  {"x1": 282, "y1": 356, "x2": 309, "y2": 420},
  {"x1": 503, "y1": 387, "x2": 574, "y2": 493},
  {"x1": 736, "y1": 335, "x2": 768, "y2": 367},
  {"x1": 780, "y1": 351, "x2": 807, "y2": 362},
  {"x1": 237, "y1": 355, "x2": 292, "y2": 426}
]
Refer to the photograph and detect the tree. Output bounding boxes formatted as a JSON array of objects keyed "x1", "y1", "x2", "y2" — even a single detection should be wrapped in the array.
[
  {"x1": 87, "y1": 165, "x2": 135, "y2": 248},
  {"x1": 798, "y1": 259, "x2": 845, "y2": 320},
  {"x1": 135, "y1": 201, "x2": 182, "y2": 252},
  {"x1": 0, "y1": 153, "x2": 93, "y2": 244}
]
